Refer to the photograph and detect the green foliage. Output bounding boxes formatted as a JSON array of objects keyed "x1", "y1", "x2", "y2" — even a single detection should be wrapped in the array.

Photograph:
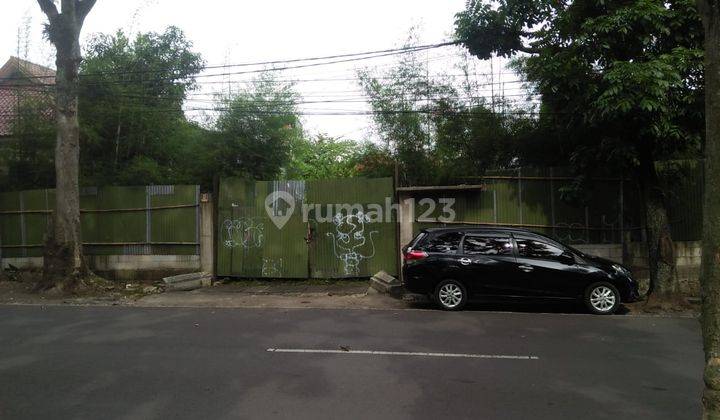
[
  {"x1": 1, "y1": 98, "x2": 55, "y2": 190},
  {"x1": 213, "y1": 73, "x2": 303, "y2": 181},
  {"x1": 359, "y1": 42, "x2": 531, "y2": 185},
  {"x1": 285, "y1": 134, "x2": 361, "y2": 180},
  {"x1": 352, "y1": 142, "x2": 397, "y2": 179},
  {"x1": 455, "y1": 0, "x2": 704, "y2": 177},
  {"x1": 78, "y1": 26, "x2": 205, "y2": 186}
]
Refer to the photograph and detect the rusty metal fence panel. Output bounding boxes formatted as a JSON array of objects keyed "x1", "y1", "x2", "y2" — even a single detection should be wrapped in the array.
[
  {"x1": 216, "y1": 177, "x2": 398, "y2": 279},
  {"x1": 0, "y1": 185, "x2": 199, "y2": 260}
]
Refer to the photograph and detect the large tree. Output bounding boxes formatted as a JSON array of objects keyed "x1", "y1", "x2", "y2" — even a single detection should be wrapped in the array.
[
  {"x1": 36, "y1": 0, "x2": 97, "y2": 289},
  {"x1": 79, "y1": 27, "x2": 204, "y2": 186},
  {"x1": 697, "y1": 0, "x2": 720, "y2": 417},
  {"x1": 455, "y1": 0, "x2": 704, "y2": 300}
]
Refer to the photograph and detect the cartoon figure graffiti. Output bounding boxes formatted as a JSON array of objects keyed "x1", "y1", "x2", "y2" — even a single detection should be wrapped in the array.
[
  {"x1": 223, "y1": 218, "x2": 264, "y2": 249},
  {"x1": 326, "y1": 211, "x2": 379, "y2": 275}
]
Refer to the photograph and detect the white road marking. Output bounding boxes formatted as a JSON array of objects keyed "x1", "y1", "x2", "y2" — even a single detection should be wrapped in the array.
[{"x1": 266, "y1": 348, "x2": 539, "y2": 360}]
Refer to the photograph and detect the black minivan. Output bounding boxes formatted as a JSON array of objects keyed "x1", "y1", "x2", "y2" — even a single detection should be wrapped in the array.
[{"x1": 402, "y1": 227, "x2": 640, "y2": 314}]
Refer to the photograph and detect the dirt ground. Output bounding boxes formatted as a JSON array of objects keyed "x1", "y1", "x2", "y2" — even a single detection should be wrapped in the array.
[
  {"x1": 0, "y1": 273, "x2": 700, "y2": 315},
  {"x1": 0, "y1": 277, "x2": 409, "y2": 310}
]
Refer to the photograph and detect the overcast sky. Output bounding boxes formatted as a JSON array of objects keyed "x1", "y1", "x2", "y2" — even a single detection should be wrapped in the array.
[{"x1": 0, "y1": 0, "x2": 518, "y2": 139}]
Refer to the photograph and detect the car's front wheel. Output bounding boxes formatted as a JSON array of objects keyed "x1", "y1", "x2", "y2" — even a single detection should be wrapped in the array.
[
  {"x1": 584, "y1": 282, "x2": 620, "y2": 315},
  {"x1": 434, "y1": 279, "x2": 467, "y2": 311}
]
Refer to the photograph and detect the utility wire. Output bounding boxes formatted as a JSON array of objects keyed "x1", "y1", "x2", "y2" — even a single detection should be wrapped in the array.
[
  {"x1": 0, "y1": 76, "x2": 530, "y2": 91},
  {"x1": 0, "y1": 41, "x2": 460, "y2": 82}
]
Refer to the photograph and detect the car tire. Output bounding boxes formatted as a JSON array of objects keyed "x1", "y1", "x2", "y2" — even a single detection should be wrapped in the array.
[
  {"x1": 434, "y1": 279, "x2": 468, "y2": 311},
  {"x1": 584, "y1": 282, "x2": 620, "y2": 315}
]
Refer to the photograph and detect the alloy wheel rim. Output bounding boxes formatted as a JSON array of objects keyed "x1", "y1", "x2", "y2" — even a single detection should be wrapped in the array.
[
  {"x1": 439, "y1": 283, "x2": 463, "y2": 308},
  {"x1": 590, "y1": 286, "x2": 616, "y2": 312}
]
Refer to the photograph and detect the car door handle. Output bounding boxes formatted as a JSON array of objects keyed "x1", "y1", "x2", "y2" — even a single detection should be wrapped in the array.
[
  {"x1": 459, "y1": 258, "x2": 471, "y2": 266},
  {"x1": 518, "y1": 265, "x2": 534, "y2": 272}
]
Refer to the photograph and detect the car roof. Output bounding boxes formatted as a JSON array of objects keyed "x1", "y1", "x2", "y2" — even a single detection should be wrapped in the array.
[
  {"x1": 420, "y1": 225, "x2": 564, "y2": 243},
  {"x1": 421, "y1": 226, "x2": 534, "y2": 235}
]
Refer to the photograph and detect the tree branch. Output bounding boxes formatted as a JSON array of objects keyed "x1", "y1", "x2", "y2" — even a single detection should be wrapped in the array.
[
  {"x1": 76, "y1": 0, "x2": 97, "y2": 22},
  {"x1": 36, "y1": 0, "x2": 59, "y2": 19},
  {"x1": 518, "y1": 45, "x2": 540, "y2": 55}
]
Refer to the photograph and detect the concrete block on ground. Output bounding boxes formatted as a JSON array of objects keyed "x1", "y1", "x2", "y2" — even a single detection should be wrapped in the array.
[
  {"x1": 690, "y1": 243, "x2": 702, "y2": 257},
  {"x1": 163, "y1": 272, "x2": 213, "y2": 291},
  {"x1": 370, "y1": 271, "x2": 402, "y2": 297}
]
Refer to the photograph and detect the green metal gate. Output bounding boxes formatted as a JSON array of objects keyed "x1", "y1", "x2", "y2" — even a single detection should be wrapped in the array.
[{"x1": 216, "y1": 177, "x2": 398, "y2": 278}]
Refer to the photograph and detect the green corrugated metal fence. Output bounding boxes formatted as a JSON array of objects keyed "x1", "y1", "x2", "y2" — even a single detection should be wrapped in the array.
[
  {"x1": 217, "y1": 177, "x2": 398, "y2": 278},
  {"x1": 412, "y1": 164, "x2": 701, "y2": 244},
  {"x1": 0, "y1": 185, "x2": 200, "y2": 259}
]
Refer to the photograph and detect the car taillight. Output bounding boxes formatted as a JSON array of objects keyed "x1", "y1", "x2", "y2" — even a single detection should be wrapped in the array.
[{"x1": 404, "y1": 249, "x2": 428, "y2": 260}]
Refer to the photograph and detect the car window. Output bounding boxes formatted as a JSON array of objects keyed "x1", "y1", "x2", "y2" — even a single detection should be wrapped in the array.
[
  {"x1": 516, "y1": 237, "x2": 565, "y2": 260},
  {"x1": 417, "y1": 232, "x2": 462, "y2": 253},
  {"x1": 463, "y1": 235, "x2": 512, "y2": 256},
  {"x1": 407, "y1": 232, "x2": 427, "y2": 250}
]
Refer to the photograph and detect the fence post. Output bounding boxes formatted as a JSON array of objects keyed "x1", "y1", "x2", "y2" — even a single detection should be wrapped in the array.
[
  {"x1": 19, "y1": 191, "x2": 26, "y2": 258},
  {"x1": 145, "y1": 186, "x2": 151, "y2": 253},
  {"x1": 195, "y1": 185, "x2": 200, "y2": 257},
  {"x1": 518, "y1": 168, "x2": 523, "y2": 224},
  {"x1": 493, "y1": 190, "x2": 498, "y2": 223},
  {"x1": 620, "y1": 178, "x2": 625, "y2": 246},
  {"x1": 550, "y1": 167, "x2": 556, "y2": 237},
  {"x1": 200, "y1": 192, "x2": 214, "y2": 275}
]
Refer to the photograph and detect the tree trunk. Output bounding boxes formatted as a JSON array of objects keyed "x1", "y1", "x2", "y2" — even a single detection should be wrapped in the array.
[
  {"x1": 36, "y1": 0, "x2": 97, "y2": 290},
  {"x1": 698, "y1": 0, "x2": 720, "y2": 418},
  {"x1": 638, "y1": 146, "x2": 680, "y2": 301}
]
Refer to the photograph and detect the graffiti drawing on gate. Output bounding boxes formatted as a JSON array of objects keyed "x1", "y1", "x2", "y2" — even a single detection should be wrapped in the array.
[
  {"x1": 326, "y1": 211, "x2": 378, "y2": 275},
  {"x1": 223, "y1": 218, "x2": 264, "y2": 249},
  {"x1": 262, "y1": 258, "x2": 283, "y2": 277}
]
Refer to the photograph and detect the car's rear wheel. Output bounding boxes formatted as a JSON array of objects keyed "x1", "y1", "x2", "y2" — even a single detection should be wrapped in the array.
[
  {"x1": 584, "y1": 282, "x2": 620, "y2": 315},
  {"x1": 434, "y1": 279, "x2": 467, "y2": 311}
]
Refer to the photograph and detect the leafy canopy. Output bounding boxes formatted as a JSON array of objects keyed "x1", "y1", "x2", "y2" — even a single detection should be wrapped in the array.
[
  {"x1": 359, "y1": 36, "x2": 533, "y2": 185},
  {"x1": 286, "y1": 134, "x2": 363, "y2": 180},
  {"x1": 213, "y1": 73, "x2": 303, "y2": 181},
  {"x1": 79, "y1": 26, "x2": 205, "y2": 185},
  {"x1": 455, "y1": 0, "x2": 704, "y2": 172}
]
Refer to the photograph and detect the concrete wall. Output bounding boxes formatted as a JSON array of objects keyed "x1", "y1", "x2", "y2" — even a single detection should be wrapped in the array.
[
  {"x1": 1, "y1": 193, "x2": 216, "y2": 282},
  {"x1": 1, "y1": 254, "x2": 202, "y2": 282},
  {"x1": 575, "y1": 241, "x2": 701, "y2": 296}
]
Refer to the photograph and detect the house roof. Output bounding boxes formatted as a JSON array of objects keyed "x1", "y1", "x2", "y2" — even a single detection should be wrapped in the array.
[
  {"x1": 0, "y1": 57, "x2": 55, "y2": 86},
  {"x1": 0, "y1": 57, "x2": 55, "y2": 137}
]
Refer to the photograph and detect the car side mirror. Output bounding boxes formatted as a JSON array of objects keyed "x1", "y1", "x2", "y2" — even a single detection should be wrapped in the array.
[{"x1": 559, "y1": 252, "x2": 575, "y2": 265}]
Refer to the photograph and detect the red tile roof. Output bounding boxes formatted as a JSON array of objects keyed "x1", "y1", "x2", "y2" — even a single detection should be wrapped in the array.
[
  {"x1": 0, "y1": 57, "x2": 56, "y2": 85},
  {"x1": 0, "y1": 57, "x2": 55, "y2": 137}
]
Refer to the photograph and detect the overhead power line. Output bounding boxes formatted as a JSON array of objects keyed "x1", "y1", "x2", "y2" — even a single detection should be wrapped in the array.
[
  {"x1": 0, "y1": 107, "x2": 548, "y2": 118},
  {"x1": 0, "y1": 41, "x2": 460, "y2": 82},
  {"x1": 0, "y1": 76, "x2": 530, "y2": 91}
]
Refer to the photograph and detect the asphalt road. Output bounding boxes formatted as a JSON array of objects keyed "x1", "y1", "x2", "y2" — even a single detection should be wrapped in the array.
[{"x1": 0, "y1": 305, "x2": 703, "y2": 420}]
